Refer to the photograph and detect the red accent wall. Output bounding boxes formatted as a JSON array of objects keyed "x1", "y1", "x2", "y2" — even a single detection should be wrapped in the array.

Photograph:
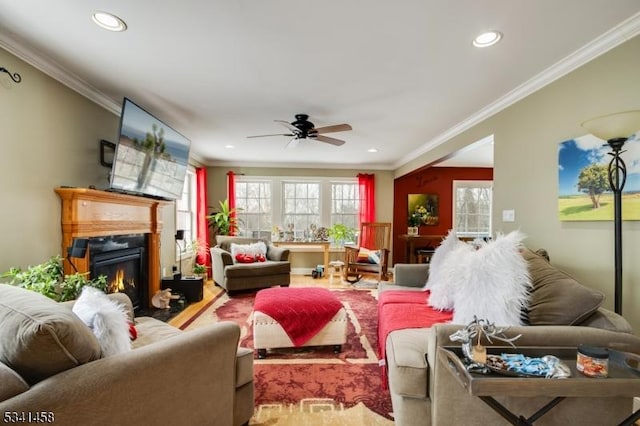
[{"x1": 393, "y1": 167, "x2": 493, "y2": 264}]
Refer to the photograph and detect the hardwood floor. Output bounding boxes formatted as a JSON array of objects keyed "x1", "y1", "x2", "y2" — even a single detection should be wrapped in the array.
[{"x1": 167, "y1": 273, "x2": 354, "y2": 328}]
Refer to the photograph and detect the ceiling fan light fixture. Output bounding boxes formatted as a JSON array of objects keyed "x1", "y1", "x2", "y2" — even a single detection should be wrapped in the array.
[
  {"x1": 473, "y1": 30, "x2": 502, "y2": 48},
  {"x1": 92, "y1": 11, "x2": 127, "y2": 32}
]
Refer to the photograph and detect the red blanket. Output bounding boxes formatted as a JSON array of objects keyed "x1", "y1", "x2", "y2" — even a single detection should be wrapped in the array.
[
  {"x1": 254, "y1": 287, "x2": 343, "y2": 346},
  {"x1": 377, "y1": 290, "x2": 453, "y2": 386}
]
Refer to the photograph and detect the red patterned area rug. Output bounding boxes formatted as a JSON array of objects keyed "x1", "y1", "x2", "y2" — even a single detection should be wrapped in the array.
[{"x1": 181, "y1": 288, "x2": 393, "y2": 425}]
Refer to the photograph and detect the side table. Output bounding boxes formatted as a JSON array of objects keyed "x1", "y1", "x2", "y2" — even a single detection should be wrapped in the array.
[
  {"x1": 161, "y1": 276, "x2": 203, "y2": 303},
  {"x1": 438, "y1": 346, "x2": 640, "y2": 426}
]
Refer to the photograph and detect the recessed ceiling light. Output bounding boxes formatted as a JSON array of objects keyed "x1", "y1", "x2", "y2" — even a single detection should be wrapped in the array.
[
  {"x1": 473, "y1": 31, "x2": 502, "y2": 48},
  {"x1": 225, "y1": 144, "x2": 235, "y2": 149},
  {"x1": 367, "y1": 148, "x2": 378, "y2": 153},
  {"x1": 92, "y1": 12, "x2": 127, "y2": 32}
]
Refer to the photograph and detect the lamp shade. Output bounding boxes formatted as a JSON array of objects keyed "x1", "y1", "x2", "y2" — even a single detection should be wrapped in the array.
[{"x1": 581, "y1": 110, "x2": 640, "y2": 141}]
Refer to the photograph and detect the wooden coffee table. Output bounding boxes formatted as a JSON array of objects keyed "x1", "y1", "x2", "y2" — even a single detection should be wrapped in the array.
[{"x1": 438, "y1": 346, "x2": 640, "y2": 426}]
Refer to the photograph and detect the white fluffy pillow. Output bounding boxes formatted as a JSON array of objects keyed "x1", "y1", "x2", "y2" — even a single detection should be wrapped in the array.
[
  {"x1": 450, "y1": 230, "x2": 531, "y2": 326},
  {"x1": 72, "y1": 287, "x2": 131, "y2": 357},
  {"x1": 424, "y1": 230, "x2": 464, "y2": 290},
  {"x1": 230, "y1": 242, "x2": 267, "y2": 258},
  {"x1": 427, "y1": 241, "x2": 475, "y2": 310}
]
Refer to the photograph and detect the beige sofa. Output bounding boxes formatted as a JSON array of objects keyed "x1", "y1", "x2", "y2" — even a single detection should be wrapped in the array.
[
  {"x1": 211, "y1": 236, "x2": 291, "y2": 293},
  {"x1": 380, "y1": 250, "x2": 640, "y2": 426},
  {"x1": 0, "y1": 285, "x2": 254, "y2": 426}
]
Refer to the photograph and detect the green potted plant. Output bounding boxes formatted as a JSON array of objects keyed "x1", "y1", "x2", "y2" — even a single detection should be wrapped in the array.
[
  {"x1": 206, "y1": 199, "x2": 242, "y2": 236},
  {"x1": 192, "y1": 263, "x2": 208, "y2": 280},
  {"x1": 327, "y1": 223, "x2": 356, "y2": 247},
  {"x1": 1, "y1": 255, "x2": 107, "y2": 301}
]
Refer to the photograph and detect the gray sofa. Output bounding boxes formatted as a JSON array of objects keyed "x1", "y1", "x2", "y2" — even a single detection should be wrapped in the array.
[
  {"x1": 0, "y1": 285, "x2": 254, "y2": 426},
  {"x1": 380, "y1": 251, "x2": 640, "y2": 426},
  {"x1": 211, "y1": 236, "x2": 291, "y2": 293}
]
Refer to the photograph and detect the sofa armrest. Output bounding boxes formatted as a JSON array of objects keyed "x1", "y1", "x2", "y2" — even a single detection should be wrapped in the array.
[
  {"x1": 0, "y1": 322, "x2": 242, "y2": 425},
  {"x1": 576, "y1": 307, "x2": 634, "y2": 334},
  {"x1": 266, "y1": 245, "x2": 290, "y2": 261},
  {"x1": 393, "y1": 263, "x2": 430, "y2": 288}
]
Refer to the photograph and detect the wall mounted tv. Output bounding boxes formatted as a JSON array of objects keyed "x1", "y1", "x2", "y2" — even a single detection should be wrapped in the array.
[{"x1": 110, "y1": 98, "x2": 191, "y2": 201}]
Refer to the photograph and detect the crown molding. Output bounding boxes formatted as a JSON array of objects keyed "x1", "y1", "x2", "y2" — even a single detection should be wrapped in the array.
[
  {"x1": 0, "y1": 31, "x2": 121, "y2": 115},
  {"x1": 394, "y1": 12, "x2": 640, "y2": 171}
]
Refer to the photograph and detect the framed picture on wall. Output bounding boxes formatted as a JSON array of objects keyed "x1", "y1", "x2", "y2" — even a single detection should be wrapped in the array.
[
  {"x1": 558, "y1": 130, "x2": 640, "y2": 221},
  {"x1": 408, "y1": 194, "x2": 439, "y2": 226}
]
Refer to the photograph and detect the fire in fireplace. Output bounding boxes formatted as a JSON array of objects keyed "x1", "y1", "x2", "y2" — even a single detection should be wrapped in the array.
[{"x1": 89, "y1": 235, "x2": 148, "y2": 312}]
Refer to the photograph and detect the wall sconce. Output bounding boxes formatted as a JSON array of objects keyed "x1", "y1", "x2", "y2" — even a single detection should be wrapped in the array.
[
  {"x1": 0, "y1": 67, "x2": 22, "y2": 83},
  {"x1": 582, "y1": 110, "x2": 640, "y2": 315},
  {"x1": 174, "y1": 230, "x2": 185, "y2": 280},
  {"x1": 66, "y1": 238, "x2": 89, "y2": 273}
]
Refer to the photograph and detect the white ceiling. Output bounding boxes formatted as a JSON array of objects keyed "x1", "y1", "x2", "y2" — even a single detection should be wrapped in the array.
[{"x1": 2, "y1": 1, "x2": 640, "y2": 170}]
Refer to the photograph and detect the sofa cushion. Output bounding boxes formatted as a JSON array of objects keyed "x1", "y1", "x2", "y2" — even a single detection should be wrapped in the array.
[
  {"x1": 230, "y1": 241, "x2": 267, "y2": 259},
  {"x1": 356, "y1": 247, "x2": 381, "y2": 264},
  {"x1": 225, "y1": 261, "x2": 291, "y2": 278},
  {"x1": 523, "y1": 249, "x2": 605, "y2": 325},
  {"x1": 0, "y1": 362, "x2": 29, "y2": 401},
  {"x1": 0, "y1": 284, "x2": 101, "y2": 384}
]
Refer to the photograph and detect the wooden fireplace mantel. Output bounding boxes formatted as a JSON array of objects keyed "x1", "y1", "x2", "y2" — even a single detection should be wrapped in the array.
[{"x1": 55, "y1": 187, "x2": 170, "y2": 306}]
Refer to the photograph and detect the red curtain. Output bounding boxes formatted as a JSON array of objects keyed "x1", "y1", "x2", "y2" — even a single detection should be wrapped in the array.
[
  {"x1": 227, "y1": 171, "x2": 237, "y2": 236},
  {"x1": 358, "y1": 173, "x2": 375, "y2": 246},
  {"x1": 195, "y1": 167, "x2": 211, "y2": 276}
]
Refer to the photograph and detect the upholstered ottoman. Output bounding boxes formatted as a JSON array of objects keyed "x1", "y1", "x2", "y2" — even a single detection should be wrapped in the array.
[{"x1": 253, "y1": 287, "x2": 348, "y2": 358}]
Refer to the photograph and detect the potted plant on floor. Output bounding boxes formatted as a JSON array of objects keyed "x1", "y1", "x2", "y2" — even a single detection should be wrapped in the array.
[{"x1": 207, "y1": 199, "x2": 242, "y2": 237}]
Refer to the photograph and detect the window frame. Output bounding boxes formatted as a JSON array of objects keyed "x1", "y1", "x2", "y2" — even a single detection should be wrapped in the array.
[
  {"x1": 175, "y1": 167, "x2": 197, "y2": 259},
  {"x1": 452, "y1": 180, "x2": 493, "y2": 239},
  {"x1": 234, "y1": 176, "x2": 359, "y2": 237}
]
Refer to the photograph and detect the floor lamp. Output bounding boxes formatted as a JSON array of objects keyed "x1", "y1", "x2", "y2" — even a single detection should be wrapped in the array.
[{"x1": 582, "y1": 110, "x2": 640, "y2": 315}]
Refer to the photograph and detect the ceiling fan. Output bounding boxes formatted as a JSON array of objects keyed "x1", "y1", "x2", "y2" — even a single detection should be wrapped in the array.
[{"x1": 247, "y1": 114, "x2": 352, "y2": 148}]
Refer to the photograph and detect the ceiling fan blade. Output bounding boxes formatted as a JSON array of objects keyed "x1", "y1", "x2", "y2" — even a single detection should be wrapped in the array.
[
  {"x1": 313, "y1": 124, "x2": 352, "y2": 134},
  {"x1": 275, "y1": 120, "x2": 301, "y2": 133},
  {"x1": 247, "y1": 133, "x2": 294, "y2": 138},
  {"x1": 314, "y1": 135, "x2": 346, "y2": 146},
  {"x1": 285, "y1": 138, "x2": 300, "y2": 149}
]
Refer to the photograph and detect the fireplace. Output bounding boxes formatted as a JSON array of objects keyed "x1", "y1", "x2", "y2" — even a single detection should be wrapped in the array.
[
  {"x1": 55, "y1": 187, "x2": 169, "y2": 308},
  {"x1": 90, "y1": 235, "x2": 148, "y2": 312}
]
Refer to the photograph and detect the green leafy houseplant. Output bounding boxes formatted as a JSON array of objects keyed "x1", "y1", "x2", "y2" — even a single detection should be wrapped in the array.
[
  {"x1": 327, "y1": 223, "x2": 356, "y2": 247},
  {"x1": 193, "y1": 263, "x2": 207, "y2": 274},
  {"x1": 206, "y1": 199, "x2": 242, "y2": 236},
  {"x1": 1, "y1": 255, "x2": 107, "y2": 302}
]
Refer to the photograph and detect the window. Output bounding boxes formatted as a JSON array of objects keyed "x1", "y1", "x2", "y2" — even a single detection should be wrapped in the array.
[
  {"x1": 235, "y1": 180, "x2": 272, "y2": 239},
  {"x1": 234, "y1": 176, "x2": 359, "y2": 239},
  {"x1": 453, "y1": 180, "x2": 493, "y2": 238},
  {"x1": 331, "y1": 182, "x2": 359, "y2": 230},
  {"x1": 176, "y1": 168, "x2": 197, "y2": 254},
  {"x1": 283, "y1": 181, "x2": 320, "y2": 239}
]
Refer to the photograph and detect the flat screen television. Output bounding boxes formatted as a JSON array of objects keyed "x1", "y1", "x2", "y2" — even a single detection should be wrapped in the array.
[{"x1": 109, "y1": 98, "x2": 191, "y2": 200}]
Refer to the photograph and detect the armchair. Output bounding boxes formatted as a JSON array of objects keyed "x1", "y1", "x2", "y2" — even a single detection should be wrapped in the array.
[{"x1": 344, "y1": 222, "x2": 391, "y2": 283}]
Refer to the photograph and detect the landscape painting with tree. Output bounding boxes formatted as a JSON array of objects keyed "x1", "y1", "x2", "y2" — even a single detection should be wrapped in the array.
[{"x1": 558, "y1": 131, "x2": 640, "y2": 221}]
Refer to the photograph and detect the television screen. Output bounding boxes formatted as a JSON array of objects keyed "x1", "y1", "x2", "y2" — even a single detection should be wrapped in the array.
[{"x1": 110, "y1": 98, "x2": 191, "y2": 200}]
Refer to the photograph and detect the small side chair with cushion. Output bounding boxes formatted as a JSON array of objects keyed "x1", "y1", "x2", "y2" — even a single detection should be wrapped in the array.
[{"x1": 211, "y1": 235, "x2": 291, "y2": 293}]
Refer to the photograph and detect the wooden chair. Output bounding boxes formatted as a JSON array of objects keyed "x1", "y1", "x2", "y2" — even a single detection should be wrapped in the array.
[{"x1": 343, "y1": 222, "x2": 392, "y2": 283}]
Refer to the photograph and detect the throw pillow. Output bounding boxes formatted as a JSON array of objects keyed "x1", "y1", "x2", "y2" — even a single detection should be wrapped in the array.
[
  {"x1": 427, "y1": 241, "x2": 475, "y2": 310},
  {"x1": 356, "y1": 248, "x2": 381, "y2": 264},
  {"x1": 230, "y1": 241, "x2": 267, "y2": 259},
  {"x1": 0, "y1": 284, "x2": 101, "y2": 384},
  {"x1": 72, "y1": 287, "x2": 131, "y2": 357},
  {"x1": 522, "y1": 248, "x2": 605, "y2": 325},
  {"x1": 424, "y1": 230, "x2": 465, "y2": 290},
  {"x1": 450, "y1": 230, "x2": 531, "y2": 326},
  {"x1": 235, "y1": 253, "x2": 256, "y2": 263}
]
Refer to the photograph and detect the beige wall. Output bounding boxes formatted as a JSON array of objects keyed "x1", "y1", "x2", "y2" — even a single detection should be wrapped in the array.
[
  {"x1": 0, "y1": 48, "x2": 177, "y2": 275},
  {"x1": 396, "y1": 35, "x2": 640, "y2": 331}
]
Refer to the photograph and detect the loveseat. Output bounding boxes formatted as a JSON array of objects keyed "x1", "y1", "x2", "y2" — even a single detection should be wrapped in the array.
[
  {"x1": 0, "y1": 285, "x2": 254, "y2": 426},
  {"x1": 379, "y1": 249, "x2": 640, "y2": 426},
  {"x1": 211, "y1": 236, "x2": 291, "y2": 293}
]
